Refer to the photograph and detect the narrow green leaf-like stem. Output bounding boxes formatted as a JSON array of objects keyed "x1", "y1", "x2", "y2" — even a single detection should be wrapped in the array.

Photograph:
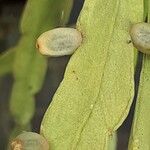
[
  {"x1": 128, "y1": 0, "x2": 150, "y2": 149},
  {"x1": 9, "y1": 0, "x2": 73, "y2": 136},
  {"x1": 144, "y1": 0, "x2": 149, "y2": 21},
  {"x1": 0, "y1": 50, "x2": 15, "y2": 77},
  {"x1": 41, "y1": 0, "x2": 143, "y2": 149}
]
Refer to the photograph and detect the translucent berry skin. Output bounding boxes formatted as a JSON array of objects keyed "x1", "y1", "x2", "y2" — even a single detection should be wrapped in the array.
[
  {"x1": 36, "y1": 27, "x2": 82, "y2": 57},
  {"x1": 130, "y1": 22, "x2": 150, "y2": 54}
]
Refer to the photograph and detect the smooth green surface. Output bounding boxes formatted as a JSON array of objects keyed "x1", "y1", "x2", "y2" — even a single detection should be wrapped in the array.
[
  {"x1": 41, "y1": 0, "x2": 143, "y2": 149},
  {"x1": 108, "y1": 133, "x2": 117, "y2": 150},
  {"x1": 0, "y1": 50, "x2": 15, "y2": 76},
  {"x1": 129, "y1": 1, "x2": 150, "y2": 149},
  {"x1": 129, "y1": 55, "x2": 150, "y2": 150},
  {"x1": 144, "y1": 0, "x2": 149, "y2": 20}
]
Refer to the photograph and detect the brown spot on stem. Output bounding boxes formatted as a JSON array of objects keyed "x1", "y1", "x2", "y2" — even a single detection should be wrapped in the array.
[
  {"x1": 36, "y1": 41, "x2": 40, "y2": 49},
  {"x1": 72, "y1": 70, "x2": 76, "y2": 74}
]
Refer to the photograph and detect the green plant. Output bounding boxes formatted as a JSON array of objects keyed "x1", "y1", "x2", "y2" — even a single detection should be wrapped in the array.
[
  {"x1": 0, "y1": 0, "x2": 73, "y2": 145},
  {"x1": 1, "y1": 0, "x2": 150, "y2": 149},
  {"x1": 41, "y1": 0, "x2": 144, "y2": 149}
]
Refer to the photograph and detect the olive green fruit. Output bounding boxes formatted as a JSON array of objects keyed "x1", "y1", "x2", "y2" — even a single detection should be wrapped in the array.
[
  {"x1": 36, "y1": 27, "x2": 82, "y2": 57},
  {"x1": 130, "y1": 22, "x2": 150, "y2": 54},
  {"x1": 10, "y1": 132, "x2": 49, "y2": 150}
]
